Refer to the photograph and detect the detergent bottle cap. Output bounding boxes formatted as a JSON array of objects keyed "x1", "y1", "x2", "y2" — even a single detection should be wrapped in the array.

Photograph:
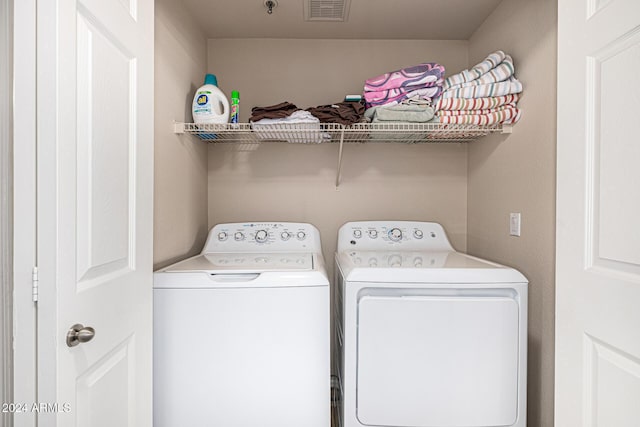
[
  {"x1": 231, "y1": 90, "x2": 239, "y2": 99},
  {"x1": 204, "y1": 74, "x2": 218, "y2": 86}
]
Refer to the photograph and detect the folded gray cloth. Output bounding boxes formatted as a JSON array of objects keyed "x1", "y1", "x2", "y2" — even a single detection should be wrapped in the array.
[{"x1": 365, "y1": 103, "x2": 435, "y2": 123}]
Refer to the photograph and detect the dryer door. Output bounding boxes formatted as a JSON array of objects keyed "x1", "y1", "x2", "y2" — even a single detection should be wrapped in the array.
[{"x1": 356, "y1": 291, "x2": 519, "y2": 427}]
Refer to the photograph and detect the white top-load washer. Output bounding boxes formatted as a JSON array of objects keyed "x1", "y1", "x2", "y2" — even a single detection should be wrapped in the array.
[
  {"x1": 334, "y1": 221, "x2": 528, "y2": 427},
  {"x1": 154, "y1": 222, "x2": 330, "y2": 427}
]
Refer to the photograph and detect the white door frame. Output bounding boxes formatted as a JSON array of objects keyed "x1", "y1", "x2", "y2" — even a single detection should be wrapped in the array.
[
  {"x1": 11, "y1": 0, "x2": 38, "y2": 426},
  {"x1": 1, "y1": 0, "x2": 14, "y2": 424}
]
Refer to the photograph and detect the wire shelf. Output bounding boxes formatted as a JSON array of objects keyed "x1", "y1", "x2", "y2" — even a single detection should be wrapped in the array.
[
  {"x1": 174, "y1": 122, "x2": 511, "y2": 144},
  {"x1": 174, "y1": 121, "x2": 513, "y2": 187}
]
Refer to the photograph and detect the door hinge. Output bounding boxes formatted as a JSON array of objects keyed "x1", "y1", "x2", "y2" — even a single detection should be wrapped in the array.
[{"x1": 32, "y1": 266, "x2": 39, "y2": 302}]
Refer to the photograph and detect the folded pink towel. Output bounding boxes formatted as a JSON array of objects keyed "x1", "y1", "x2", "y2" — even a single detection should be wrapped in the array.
[{"x1": 364, "y1": 63, "x2": 445, "y2": 92}]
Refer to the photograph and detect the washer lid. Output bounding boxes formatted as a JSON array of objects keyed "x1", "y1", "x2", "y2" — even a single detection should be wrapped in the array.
[{"x1": 163, "y1": 252, "x2": 314, "y2": 273}]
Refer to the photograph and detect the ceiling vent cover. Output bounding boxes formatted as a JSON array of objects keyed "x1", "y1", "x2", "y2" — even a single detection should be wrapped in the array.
[{"x1": 304, "y1": 0, "x2": 350, "y2": 22}]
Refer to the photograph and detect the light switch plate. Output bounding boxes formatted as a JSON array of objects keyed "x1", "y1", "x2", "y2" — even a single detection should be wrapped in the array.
[{"x1": 510, "y1": 213, "x2": 521, "y2": 237}]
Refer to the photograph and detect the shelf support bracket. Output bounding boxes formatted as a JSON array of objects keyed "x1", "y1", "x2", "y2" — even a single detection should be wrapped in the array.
[
  {"x1": 335, "y1": 127, "x2": 346, "y2": 189},
  {"x1": 173, "y1": 121, "x2": 185, "y2": 134}
]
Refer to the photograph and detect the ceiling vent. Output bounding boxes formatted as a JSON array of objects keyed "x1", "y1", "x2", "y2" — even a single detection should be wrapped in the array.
[{"x1": 304, "y1": 0, "x2": 350, "y2": 22}]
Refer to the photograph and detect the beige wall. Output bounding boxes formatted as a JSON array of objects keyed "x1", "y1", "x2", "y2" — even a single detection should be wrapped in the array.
[
  {"x1": 207, "y1": 39, "x2": 470, "y2": 270},
  {"x1": 156, "y1": 16, "x2": 557, "y2": 425},
  {"x1": 154, "y1": 0, "x2": 210, "y2": 269},
  {"x1": 466, "y1": 0, "x2": 557, "y2": 426}
]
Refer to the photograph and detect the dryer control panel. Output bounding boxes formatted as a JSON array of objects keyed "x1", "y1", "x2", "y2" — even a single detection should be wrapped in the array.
[
  {"x1": 203, "y1": 222, "x2": 322, "y2": 253},
  {"x1": 337, "y1": 221, "x2": 454, "y2": 252}
]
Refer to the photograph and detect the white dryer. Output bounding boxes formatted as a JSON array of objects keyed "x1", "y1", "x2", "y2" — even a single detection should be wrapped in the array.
[
  {"x1": 334, "y1": 221, "x2": 527, "y2": 427},
  {"x1": 154, "y1": 222, "x2": 330, "y2": 427}
]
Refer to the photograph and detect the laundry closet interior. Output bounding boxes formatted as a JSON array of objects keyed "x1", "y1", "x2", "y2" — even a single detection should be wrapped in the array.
[{"x1": 154, "y1": 0, "x2": 556, "y2": 426}]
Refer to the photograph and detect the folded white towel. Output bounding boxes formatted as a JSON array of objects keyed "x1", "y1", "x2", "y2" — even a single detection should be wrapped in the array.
[{"x1": 251, "y1": 110, "x2": 329, "y2": 143}]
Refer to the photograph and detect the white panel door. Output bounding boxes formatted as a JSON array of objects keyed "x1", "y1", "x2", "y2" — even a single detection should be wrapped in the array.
[
  {"x1": 556, "y1": 0, "x2": 640, "y2": 425},
  {"x1": 36, "y1": 0, "x2": 154, "y2": 425}
]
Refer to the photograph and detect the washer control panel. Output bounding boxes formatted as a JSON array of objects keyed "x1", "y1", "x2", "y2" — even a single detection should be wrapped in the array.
[
  {"x1": 338, "y1": 221, "x2": 454, "y2": 252},
  {"x1": 204, "y1": 222, "x2": 321, "y2": 253}
]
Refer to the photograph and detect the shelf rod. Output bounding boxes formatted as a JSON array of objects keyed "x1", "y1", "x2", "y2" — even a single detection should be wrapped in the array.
[{"x1": 335, "y1": 128, "x2": 346, "y2": 189}]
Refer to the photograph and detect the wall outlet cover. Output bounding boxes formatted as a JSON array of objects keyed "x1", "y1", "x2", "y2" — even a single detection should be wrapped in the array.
[{"x1": 510, "y1": 212, "x2": 521, "y2": 237}]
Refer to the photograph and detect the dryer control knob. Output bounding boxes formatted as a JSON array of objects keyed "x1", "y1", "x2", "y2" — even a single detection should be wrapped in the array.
[
  {"x1": 388, "y1": 228, "x2": 403, "y2": 242},
  {"x1": 255, "y1": 230, "x2": 268, "y2": 243},
  {"x1": 296, "y1": 231, "x2": 306, "y2": 240},
  {"x1": 414, "y1": 229, "x2": 424, "y2": 239},
  {"x1": 234, "y1": 232, "x2": 245, "y2": 241},
  {"x1": 389, "y1": 254, "x2": 402, "y2": 267},
  {"x1": 353, "y1": 229, "x2": 362, "y2": 239},
  {"x1": 369, "y1": 229, "x2": 378, "y2": 239},
  {"x1": 280, "y1": 232, "x2": 291, "y2": 241},
  {"x1": 217, "y1": 232, "x2": 228, "y2": 241}
]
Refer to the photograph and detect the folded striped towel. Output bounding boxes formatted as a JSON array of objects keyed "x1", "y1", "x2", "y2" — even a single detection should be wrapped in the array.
[
  {"x1": 435, "y1": 94, "x2": 520, "y2": 111},
  {"x1": 446, "y1": 56, "x2": 515, "y2": 90},
  {"x1": 437, "y1": 104, "x2": 516, "y2": 116},
  {"x1": 441, "y1": 77, "x2": 523, "y2": 99},
  {"x1": 445, "y1": 50, "x2": 507, "y2": 89},
  {"x1": 436, "y1": 106, "x2": 521, "y2": 125}
]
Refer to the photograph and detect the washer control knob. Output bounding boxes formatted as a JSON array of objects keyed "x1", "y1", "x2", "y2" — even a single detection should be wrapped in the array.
[
  {"x1": 369, "y1": 229, "x2": 378, "y2": 239},
  {"x1": 414, "y1": 229, "x2": 424, "y2": 239},
  {"x1": 297, "y1": 231, "x2": 306, "y2": 240},
  {"x1": 255, "y1": 230, "x2": 268, "y2": 243},
  {"x1": 281, "y1": 232, "x2": 291, "y2": 241},
  {"x1": 388, "y1": 228, "x2": 403, "y2": 242},
  {"x1": 234, "y1": 232, "x2": 245, "y2": 241},
  {"x1": 353, "y1": 229, "x2": 362, "y2": 239},
  {"x1": 414, "y1": 257, "x2": 423, "y2": 267},
  {"x1": 217, "y1": 232, "x2": 228, "y2": 241},
  {"x1": 369, "y1": 257, "x2": 378, "y2": 267}
]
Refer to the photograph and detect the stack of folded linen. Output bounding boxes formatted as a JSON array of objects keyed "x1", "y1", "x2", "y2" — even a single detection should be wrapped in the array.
[
  {"x1": 435, "y1": 51, "x2": 522, "y2": 125},
  {"x1": 363, "y1": 62, "x2": 445, "y2": 111},
  {"x1": 250, "y1": 102, "x2": 329, "y2": 143},
  {"x1": 362, "y1": 97, "x2": 435, "y2": 141},
  {"x1": 364, "y1": 96, "x2": 434, "y2": 123},
  {"x1": 306, "y1": 101, "x2": 365, "y2": 126}
]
